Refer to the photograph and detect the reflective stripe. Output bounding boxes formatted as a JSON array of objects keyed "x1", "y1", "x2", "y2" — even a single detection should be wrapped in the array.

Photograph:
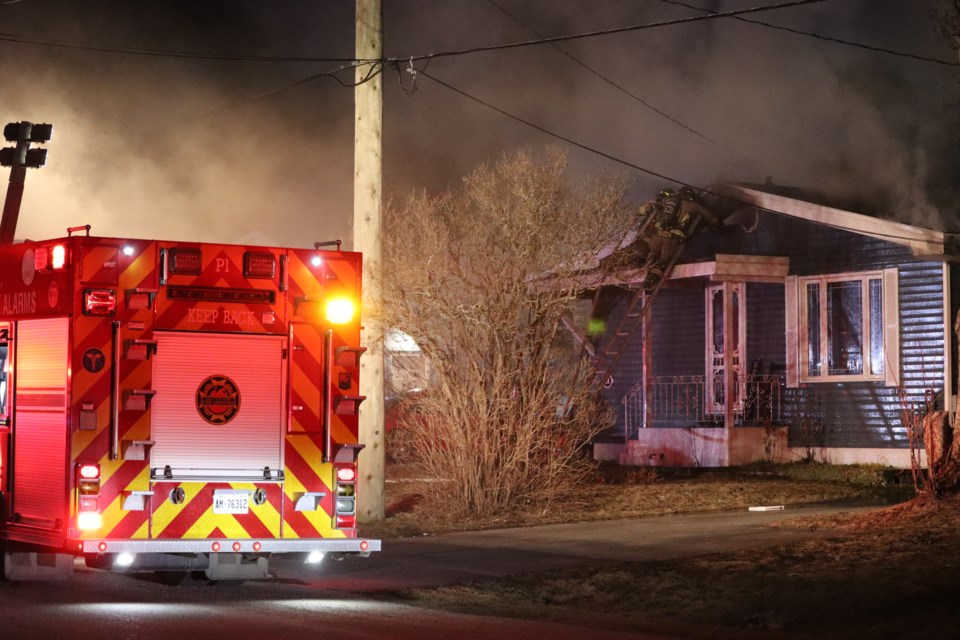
[{"x1": 78, "y1": 537, "x2": 380, "y2": 554}]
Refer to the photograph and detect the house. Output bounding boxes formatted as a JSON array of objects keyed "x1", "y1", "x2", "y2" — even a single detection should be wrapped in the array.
[{"x1": 589, "y1": 184, "x2": 960, "y2": 468}]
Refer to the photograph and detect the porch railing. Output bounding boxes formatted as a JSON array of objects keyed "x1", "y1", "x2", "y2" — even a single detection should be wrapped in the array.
[{"x1": 623, "y1": 374, "x2": 785, "y2": 437}]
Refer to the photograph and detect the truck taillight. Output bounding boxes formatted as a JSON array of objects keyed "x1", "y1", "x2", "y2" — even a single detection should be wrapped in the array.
[
  {"x1": 77, "y1": 512, "x2": 102, "y2": 531},
  {"x1": 83, "y1": 289, "x2": 117, "y2": 316},
  {"x1": 76, "y1": 463, "x2": 102, "y2": 530},
  {"x1": 335, "y1": 464, "x2": 357, "y2": 529}
]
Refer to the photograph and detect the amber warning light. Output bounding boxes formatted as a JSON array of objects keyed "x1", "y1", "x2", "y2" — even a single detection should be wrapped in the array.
[{"x1": 325, "y1": 297, "x2": 355, "y2": 325}]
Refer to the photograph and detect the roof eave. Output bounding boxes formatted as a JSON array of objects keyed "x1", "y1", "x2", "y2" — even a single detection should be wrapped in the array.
[{"x1": 716, "y1": 184, "x2": 948, "y2": 258}]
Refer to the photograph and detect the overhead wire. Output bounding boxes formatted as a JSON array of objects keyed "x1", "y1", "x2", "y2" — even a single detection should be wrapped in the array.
[
  {"x1": 657, "y1": 0, "x2": 960, "y2": 67},
  {"x1": 483, "y1": 0, "x2": 748, "y2": 162},
  {"x1": 387, "y1": 0, "x2": 829, "y2": 64},
  {"x1": 0, "y1": 0, "x2": 951, "y2": 69},
  {"x1": 0, "y1": 29, "x2": 363, "y2": 63},
  {"x1": 195, "y1": 61, "x2": 382, "y2": 120}
]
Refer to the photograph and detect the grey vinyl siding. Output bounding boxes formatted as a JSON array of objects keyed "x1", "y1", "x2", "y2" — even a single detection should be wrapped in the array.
[
  {"x1": 595, "y1": 286, "x2": 705, "y2": 439},
  {"x1": 649, "y1": 287, "x2": 705, "y2": 378},
  {"x1": 951, "y1": 263, "x2": 960, "y2": 398},
  {"x1": 595, "y1": 289, "x2": 645, "y2": 441}
]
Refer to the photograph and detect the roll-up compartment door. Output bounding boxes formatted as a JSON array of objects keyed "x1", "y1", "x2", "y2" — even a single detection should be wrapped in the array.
[
  {"x1": 13, "y1": 317, "x2": 69, "y2": 526},
  {"x1": 151, "y1": 332, "x2": 285, "y2": 478}
]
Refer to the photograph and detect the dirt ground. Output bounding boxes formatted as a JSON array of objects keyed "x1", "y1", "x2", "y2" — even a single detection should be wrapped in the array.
[{"x1": 363, "y1": 464, "x2": 960, "y2": 639}]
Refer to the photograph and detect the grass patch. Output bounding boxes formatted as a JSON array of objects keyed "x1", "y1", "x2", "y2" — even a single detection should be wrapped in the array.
[{"x1": 400, "y1": 495, "x2": 960, "y2": 637}]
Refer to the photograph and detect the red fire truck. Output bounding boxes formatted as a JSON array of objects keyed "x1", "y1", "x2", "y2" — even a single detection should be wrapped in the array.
[{"x1": 0, "y1": 227, "x2": 379, "y2": 581}]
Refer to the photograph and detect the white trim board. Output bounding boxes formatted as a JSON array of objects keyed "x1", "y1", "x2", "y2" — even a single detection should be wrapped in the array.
[{"x1": 716, "y1": 184, "x2": 948, "y2": 258}]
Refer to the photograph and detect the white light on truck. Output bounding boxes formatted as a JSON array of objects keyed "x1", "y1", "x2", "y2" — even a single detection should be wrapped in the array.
[
  {"x1": 77, "y1": 511, "x2": 102, "y2": 531},
  {"x1": 305, "y1": 551, "x2": 325, "y2": 564},
  {"x1": 115, "y1": 553, "x2": 135, "y2": 567}
]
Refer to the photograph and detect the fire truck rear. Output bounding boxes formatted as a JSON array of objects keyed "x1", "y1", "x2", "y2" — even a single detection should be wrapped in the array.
[{"x1": 0, "y1": 228, "x2": 379, "y2": 580}]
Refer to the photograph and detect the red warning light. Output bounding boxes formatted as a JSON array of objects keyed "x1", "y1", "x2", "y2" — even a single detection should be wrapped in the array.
[
  {"x1": 51, "y1": 245, "x2": 67, "y2": 269},
  {"x1": 336, "y1": 466, "x2": 357, "y2": 483},
  {"x1": 78, "y1": 463, "x2": 101, "y2": 480},
  {"x1": 243, "y1": 252, "x2": 275, "y2": 279},
  {"x1": 169, "y1": 248, "x2": 202, "y2": 275},
  {"x1": 83, "y1": 289, "x2": 117, "y2": 316}
]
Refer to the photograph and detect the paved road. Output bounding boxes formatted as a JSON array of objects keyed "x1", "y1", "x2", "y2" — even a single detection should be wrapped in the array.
[
  {"x1": 281, "y1": 502, "x2": 875, "y2": 592},
  {"x1": 1, "y1": 503, "x2": 875, "y2": 640}
]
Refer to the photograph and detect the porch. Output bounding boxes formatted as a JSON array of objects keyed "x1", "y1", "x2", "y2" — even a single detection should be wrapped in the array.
[
  {"x1": 602, "y1": 254, "x2": 792, "y2": 467},
  {"x1": 619, "y1": 374, "x2": 789, "y2": 467}
]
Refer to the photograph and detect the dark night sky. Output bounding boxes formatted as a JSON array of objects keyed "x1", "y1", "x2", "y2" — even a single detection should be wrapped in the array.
[{"x1": 0, "y1": 0, "x2": 957, "y2": 246}]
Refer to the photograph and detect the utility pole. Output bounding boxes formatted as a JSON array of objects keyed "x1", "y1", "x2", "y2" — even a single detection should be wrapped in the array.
[{"x1": 354, "y1": 0, "x2": 385, "y2": 522}]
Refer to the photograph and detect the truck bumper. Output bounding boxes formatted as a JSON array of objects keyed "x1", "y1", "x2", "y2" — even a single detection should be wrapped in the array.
[{"x1": 73, "y1": 537, "x2": 380, "y2": 555}]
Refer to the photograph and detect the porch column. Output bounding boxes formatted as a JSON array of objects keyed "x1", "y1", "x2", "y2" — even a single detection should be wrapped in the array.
[
  {"x1": 642, "y1": 293, "x2": 651, "y2": 430},
  {"x1": 723, "y1": 281, "x2": 735, "y2": 430}
]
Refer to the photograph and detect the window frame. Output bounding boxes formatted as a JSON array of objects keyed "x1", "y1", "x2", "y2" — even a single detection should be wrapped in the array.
[{"x1": 785, "y1": 268, "x2": 899, "y2": 387}]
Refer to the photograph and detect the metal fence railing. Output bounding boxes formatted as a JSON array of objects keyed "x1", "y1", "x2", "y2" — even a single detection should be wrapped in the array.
[{"x1": 623, "y1": 374, "x2": 785, "y2": 436}]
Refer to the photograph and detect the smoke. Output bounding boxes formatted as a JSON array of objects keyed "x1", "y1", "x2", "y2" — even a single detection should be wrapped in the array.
[
  {"x1": 0, "y1": 0, "x2": 957, "y2": 246},
  {"x1": 385, "y1": 0, "x2": 959, "y2": 229},
  {"x1": 1, "y1": 1, "x2": 357, "y2": 247}
]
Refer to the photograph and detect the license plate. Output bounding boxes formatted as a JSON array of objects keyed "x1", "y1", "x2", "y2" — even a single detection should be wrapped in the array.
[{"x1": 213, "y1": 491, "x2": 249, "y2": 514}]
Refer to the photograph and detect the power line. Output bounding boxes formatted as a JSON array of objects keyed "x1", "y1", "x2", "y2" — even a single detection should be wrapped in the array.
[
  {"x1": 484, "y1": 0, "x2": 748, "y2": 162},
  {"x1": 658, "y1": 0, "x2": 959, "y2": 67},
  {"x1": 415, "y1": 68, "x2": 941, "y2": 243},
  {"x1": 387, "y1": 0, "x2": 829, "y2": 64},
  {"x1": 418, "y1": 68, "x2": 688, "y2": 186},
  {"x1": 196, "y1": 62, "x2": 382, "y2": 119},
  {"x1": 0, "y1": 30, "x2": 363, "y2": 63}
]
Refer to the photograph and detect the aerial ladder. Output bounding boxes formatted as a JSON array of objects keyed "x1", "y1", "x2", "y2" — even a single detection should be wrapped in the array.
[{"x1": 582, "y1": 189, "x2": 713, "y2": 393}]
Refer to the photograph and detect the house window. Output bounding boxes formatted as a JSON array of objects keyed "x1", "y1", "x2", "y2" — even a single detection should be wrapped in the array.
[{"x1": 788, "y1": 269, "x2": 899, "y2": 385}]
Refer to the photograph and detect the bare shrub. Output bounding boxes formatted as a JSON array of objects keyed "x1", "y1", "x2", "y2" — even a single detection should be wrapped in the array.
[
  {"x1": 379, "y1": 148, "x2": 628, "y2": 518},
  {"x1": 624, "y1": 468, "x2": 660, "y2": 485}
]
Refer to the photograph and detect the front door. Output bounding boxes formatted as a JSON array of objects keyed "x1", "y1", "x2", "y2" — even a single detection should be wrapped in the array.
[{"x1": 705, "y1": 283, "x2": 746, "y2": 416}]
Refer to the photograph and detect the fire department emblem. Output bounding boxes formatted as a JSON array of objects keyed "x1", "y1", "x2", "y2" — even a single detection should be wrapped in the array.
[{"x1": 196, "y1": 375, "x2": 241, "y2": 425}]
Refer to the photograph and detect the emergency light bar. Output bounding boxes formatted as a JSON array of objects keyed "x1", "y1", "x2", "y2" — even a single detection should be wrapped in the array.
[{"x1": 34, "y1": 244, "x2": 68, "y2": 271}]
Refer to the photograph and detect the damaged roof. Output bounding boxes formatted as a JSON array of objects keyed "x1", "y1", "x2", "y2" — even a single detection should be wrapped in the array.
[{"x1": 713, "y1": 183, "x2": 959, "y2": 259}]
